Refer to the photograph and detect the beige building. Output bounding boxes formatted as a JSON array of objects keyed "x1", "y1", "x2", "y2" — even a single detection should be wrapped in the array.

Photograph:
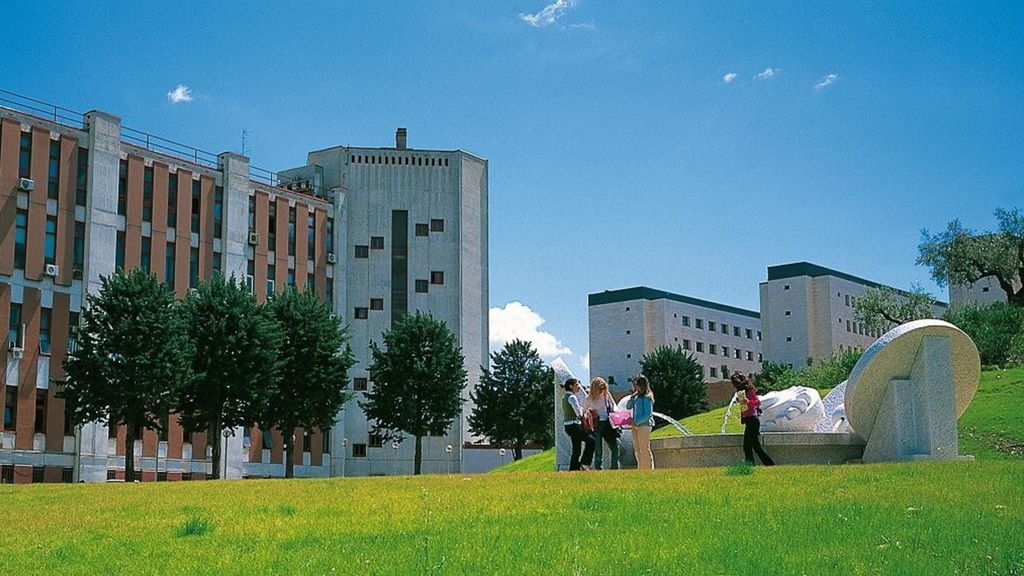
[
  {"x1": 759, "y1": 262, "x2": 947, "y2": 369},
  {"x1": 589, "y1": 287, "x2": 763, "y2": 392}
]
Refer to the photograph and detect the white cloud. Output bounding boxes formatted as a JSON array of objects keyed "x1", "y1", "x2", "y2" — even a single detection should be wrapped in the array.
[
  {"x1": 754, "y1": 67, "x2": 777, "y2": 80},
  {"x1": 814, "y1": 73, "x2": 838, "y2": 91},
  {"x1": 520, "y1": 0, "x2": 577, "y2": 28},
  {"x1": 166, "y1": 84, "x2": 193, "y2": 104},
  {"x1": 489, "y1": 302, "x2": 571, "y2": 357},
  {"x1": 569, "y1": 20, "x2": 596, "y2": 30},
  {"x1": 579, "y1": 352, "x2": 590, "y2": 369},
  {"x1": 723, "y1": 73, "x2": 738, "y2": 83}
]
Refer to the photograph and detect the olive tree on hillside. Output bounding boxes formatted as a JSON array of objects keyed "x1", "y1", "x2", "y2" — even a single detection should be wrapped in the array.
[{"x1": 854, "y1": 285, "x2": 937, "y2": 334}]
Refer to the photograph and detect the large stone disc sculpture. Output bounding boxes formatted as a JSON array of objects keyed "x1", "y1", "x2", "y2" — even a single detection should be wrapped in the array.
[{"x1": 845, "y1": 319, "x2": 980, "y2": 462}]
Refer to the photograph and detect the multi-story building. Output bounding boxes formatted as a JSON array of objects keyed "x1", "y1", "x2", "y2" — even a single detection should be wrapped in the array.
[
  {"x1": 949, "y1": 277, "x2": 1008, "y2": 308},
  {"x1": 0, "y1": 93, "x2": 487, "y2": 483},
  {"x1": 589, "y1": 287, "x2": 763, "y2": 393},
  {"x1": 759, "y1": 262, "x2": 947, "y2": 369}
]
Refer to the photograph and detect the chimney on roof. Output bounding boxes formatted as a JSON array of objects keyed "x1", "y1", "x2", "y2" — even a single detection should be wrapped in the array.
[{"x1": 396, "y1": 127, "x2": 407, "y2": 150}]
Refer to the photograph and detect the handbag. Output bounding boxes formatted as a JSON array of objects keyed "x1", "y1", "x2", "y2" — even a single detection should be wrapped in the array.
[
  {"x1": 609, "y1": 410, "x2": 632, "y2": 428},
  {"x1": 582, "y1": 409, "x2": 595, "y2": 433}
]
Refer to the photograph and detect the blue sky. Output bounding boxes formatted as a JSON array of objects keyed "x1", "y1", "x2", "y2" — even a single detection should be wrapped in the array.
[{"x1": 3, "y1": 1, "x2": 1022, "y2": 380}]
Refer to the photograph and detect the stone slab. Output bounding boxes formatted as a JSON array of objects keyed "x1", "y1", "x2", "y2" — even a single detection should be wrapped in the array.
[{"x1": 651, "y1": 433, "x2": 865, "y2": 467}]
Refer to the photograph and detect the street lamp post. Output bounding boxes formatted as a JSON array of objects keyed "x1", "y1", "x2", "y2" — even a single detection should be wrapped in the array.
[
  {"x1": 341, "y1": 437, "x2": 349, "y2": 478},
  {"x1": 391, "y1": 440, "x2": 400, "y2": 476},
  {"x1": 445, "y1": 444, "x2": 453, "y2": 476}
]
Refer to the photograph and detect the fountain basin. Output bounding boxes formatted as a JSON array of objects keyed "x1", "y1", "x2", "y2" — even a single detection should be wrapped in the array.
[{"x1": 650, "y1": 432, "x2": 866, "y2": 467}]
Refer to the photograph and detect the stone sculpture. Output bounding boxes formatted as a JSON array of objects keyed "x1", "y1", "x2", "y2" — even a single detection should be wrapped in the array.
[{"x1": 759, "y1": 386, "x2": 825, "y2": 432}]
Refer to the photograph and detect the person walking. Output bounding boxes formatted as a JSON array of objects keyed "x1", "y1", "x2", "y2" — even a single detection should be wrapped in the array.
[
  {"x1": 584, "y1": 377, "x2": 620, "y2": 470},
  {"x1": 731, "y1": 372, "x2": 775, "y2": 466},
  {"x1": 626, "y1": 375, "x2": 655, "y2": 470},
  {"x1": 562, "y1": 378, "x2": 595, "y2": 471}
]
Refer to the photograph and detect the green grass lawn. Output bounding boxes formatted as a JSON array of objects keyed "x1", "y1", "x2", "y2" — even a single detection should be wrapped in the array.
[{"x1": 2, "y1": 368, "x2": 1021, "y2": 574}]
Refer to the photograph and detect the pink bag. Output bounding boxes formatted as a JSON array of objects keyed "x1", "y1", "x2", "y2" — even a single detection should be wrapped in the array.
[{"x1": 609, "y1": 410, "x2": 633, "y2": 428}]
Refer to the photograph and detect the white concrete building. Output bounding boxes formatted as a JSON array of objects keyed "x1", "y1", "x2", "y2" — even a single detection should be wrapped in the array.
[
  {"x1": 281, "y1": 129, "x2": 488, "y2": 476},
  {"x1": 759, "y1": 262, "x2": 947, "y2": 369},
  {"x1": 949, "y1": 277, "x2": 1008, "y2": 308},
  {"x1": 589, "y1": 287, "x2": 763, "y2": 392}
]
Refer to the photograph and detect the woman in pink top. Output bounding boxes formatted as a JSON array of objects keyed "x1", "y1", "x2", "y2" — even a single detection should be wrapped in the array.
[{"x1": 731, "y1": 373, "x2": 775, "y2": 466}]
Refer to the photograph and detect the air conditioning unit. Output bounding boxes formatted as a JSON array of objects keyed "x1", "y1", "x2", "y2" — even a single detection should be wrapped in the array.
[
  {"x1": 72, "y1": 268, "x2": 83, "y2": 280},
  {"x1": 248, "y1": 232, "x2": 260, "y2": 246},
  {"x1": 326, "y1": 253, "x2": 337, "y2": 264},
  {"x1": 45, "y1": 264, "x2": 60, "y2": 277},
  {"x1": 17, "y1": 177, "x2": 35, "y2": 192},
  {"x1": 10, "y1": 347, "x2": 23, "y2": 360}
]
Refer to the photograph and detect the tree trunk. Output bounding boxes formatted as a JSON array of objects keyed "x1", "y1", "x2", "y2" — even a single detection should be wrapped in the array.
[
  {"x1": 210, "y1": 416, "x2": 222, "y2": 480},
  {"x1": 124, "y1": 423, "x2": 136, "y2": 483},
  {"x1": 414, "y1": 435, "x2": 422, "y2": 475},
  {"x1": 513, "y1": 443, "x2": 523, "y2": 461},
  {"x1": 284, "y1": 426, "x2": 295, "y2": 479}
]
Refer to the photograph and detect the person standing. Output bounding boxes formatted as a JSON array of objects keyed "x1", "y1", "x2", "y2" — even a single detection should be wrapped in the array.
[
  {"x1": 584, "y1": 377, "x2": 620, "y2": 470},
  {"x1": 562, "y1": 378, "x2": 595, "y2": 471},
  {"x1": 731, "y1": 372, "x2": 775, "y2": 466},
  {"x1": 626, "y1": 375, "x2": 655, "y2": 470}
]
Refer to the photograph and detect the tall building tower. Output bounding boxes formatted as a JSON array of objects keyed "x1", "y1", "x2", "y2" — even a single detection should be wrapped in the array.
[{"x1": 280, "y1": 128, "x2": 488, "y2": 476}]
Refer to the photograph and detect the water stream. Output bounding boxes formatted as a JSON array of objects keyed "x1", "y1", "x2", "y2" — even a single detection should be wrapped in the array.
[
  {"x1": 652, "y1": 412, "x2": 693, "y2": 436},
  {"x1": 720, "y1": 394, "x2": 740, "y2": 433}
]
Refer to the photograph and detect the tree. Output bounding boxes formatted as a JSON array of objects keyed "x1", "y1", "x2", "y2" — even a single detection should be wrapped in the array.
[
  {"x1": 638, "y1": 345, "x2": 707, "y2": 423},
  {"x1": 918, "y1": 207, "x2": 1024, "y2": 306},
  {"x1": 61, "y1": 269, "x2": 190, "y2": 482},
  {"x1": 944, "y1": 302, "x2": 1024, "y2": 366},
  {"x1": 854, "y1": 285, "x2": 937, "y2": 334},
  {"x1": 264, "y1": 288, "x2": 355, "y2": 478},
  {"x1": 755, "y1": 362, "x2": 797, "y2": 395},
  {"x1": 177, "y1": 273, "x2": 283, "y2": 479},
  {"x1": 361, "y1": 312, "x2": 467, "y2": 475},
  {"x1": 468, "y1": 340, "x2": 554, "y2": 460}
]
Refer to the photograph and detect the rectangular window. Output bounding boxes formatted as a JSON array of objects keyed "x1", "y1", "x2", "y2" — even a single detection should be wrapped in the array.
[
  {"x1": 14, "y1": 209, "x2": 27, "y2": 269},
  {"x1": 370, "y1": 236, "x2": 384, "y2": 250},
  {"x1": 430, "y1": 271, "x2": 444, "y2": 285},
  {"x1": 415, "y1": 223, "x2": 429, "y2": 237},
  {"x1": 303, "y1": 430, "x2": 311, "y2": 453},
  {"x1": 745, "y1": 329, "x2": 753, "y2": 339},
  {"x1": 353, "y1": 377, "x2": 368, "y2": 391},
  {"x1": 73, "y1": 222, "x2": 86, "y2": 269},
  {"x1": 64, "y1": 398, "x2": 75, "y2": 435},
  {"x1": 191, "y1": 180, "x2": 201, "y2": 234},
  {"x1": 249, "y1": 195, "x2": 256, "y2": 230},
  {"x1": 322, "y1": 428, "x2": 331, "y2": 454},
  {"x1": 368, "y1": 434, "x2": 383, "y2": 448},
  {"x1": 167, "y1": 174, "x2": 178, "y2": 227},
  {"x1": 370, "y1": 298, "x2": 384, "y2": 311},
  {"x1": 757, "y1": 331, "x2": 762, "y2": 340},
  {"x1": 267, "y1": 264, "x2": 276, "y2": 296},
  {"x1": 267, "y1": 201, "x2": 277, "y2": 250},
  {"x1": 189, "y1": 248, "x2": 199, "y2": 288},
  {"x1": 32, "y1": 467, "x2": 44, "y2": 483},
  {"x1": 722, "y1": 346, "x2": 729, "y2": 357},
  {"x1": 709, "y1": 344, "x2": 717, "y2": 355},
  {"x1": 354, "y1": 245, "x2": 369, "y2": 259},
  {"x1": 326, "y1": 217, "x2": 334, "y2": 253},
  {"x1": 721, "y1": 324, "x2": 729, "y2": 334},
  {"x1": 287, "y1": 270, "x2": 295, "y2": 287},
  {"x1": 710, "y1": 367, "x2": 718, "y2": 378},
  {"x1": 352, "y1": 443, "x2": 367, "y2": 458},
  {"x1": 682, "y1": 339, "x2": 691, "y2": 350},
  {"x1": 746, "y1": 351, "x2": 753, "y2": 361},
  {"x1": 262, "y1": 430, "x2": 273, "y2": 451},
  {"x1": 117, "y1": 159, "x2": 127, "y2": 216},
  {"x1": 213, "y1": 186, "x2": 224, "y2": 238},
  {"x1": 696, "y1": 342, "x2": 704, "y2": 353},
  {"x1": 325, "y1": 279, "x2": 333, "y2": 310},
  {"x1": 39, "y1": 308, "x2": 52, "y2": 354},
  {"x1": 287, "y1": 206, "x2": 296, "y2": 256},
  {"x1": 158, "y1": 414, "x2": 169, "y2": 441},
  {"x1": 354, "y1": 307, "x2": 368, "y2": 320},
  {"x1": 140, "y1": 237, "x2": 151, "y2": 274},
  {"x1": 142, "y1": 166, "x2": 154, "y2": 222},
  {"x1": 9, "y1": 303, "x2": 22, "y2": 347},
  {"x1": 48, "y1": 140, "x2": 60, "y2": 199},
  {"x1": 694, "y1": 318, "x2": 703, "y2": 330},
  {"x1": 391, "y1": 212, "x2": 408, "y2": 325},
  {"x1": 734, "y1": 326, "x2": 741, "y2": 337},
  {"x1": 307, "y1": 215, "x2": 316, "y2": 260},
  {"x1": 708, "y1": 321, "x2": 716, "y2": 332},
  {"x1": 115, "y1": 231, "x2": 125, "y2": 270},
  {"x1": 430, "y1": 219, "x2": 444, "y2": 232},
  {"x1": 62, "y1": 468, "x2": 74, "y2": 483},
  {"x1": 75, "y1": 148, "x2": 88, "y2": 206},
  {"x1": 213, "y1": 251, "x2": 222, "y2": 275},
  {"x1": 165, "y1": 242, "x2": 176, "y2": 291},
  {"x1": 19, "y1": 132, "x2": 31, "y2": 178},
  {"x1": 44, "y1": 216, "x2": 57, "y2": 266},
  {"x1": 734, "y1": 349, "x2": 741, "y2": 359},
  {"x1": 4, "y1": 386, "x2": 17, "y2": 431},
  {"x1": 415, "y1": 279, "x2": 429, "y2": 293},
  {"x1": 681, "y1": 316, "x2": 690, "y2": 327}
]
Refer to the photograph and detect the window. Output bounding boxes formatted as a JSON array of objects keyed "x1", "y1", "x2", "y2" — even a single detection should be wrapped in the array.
[
  {"x1": 982, "y1": 286, "x2": 990, "y2": 293},
  {"x1": 189, "y1": 247, "x2": 199, "y2": 289},
  {"x1": 213, "y1": 186, "x2": 224, "y2": 238},
  {"x1": 307, "y1": 215, "x2": 316, "y2": 260},
  {"x1": 352, "y1": 443, "x2": 367, "y2": 458},
  {"x1": 165, "y1": 242, "x2": 176, "y2": 290},
  {"x1": 109, "y1": 424, "x2": 118, "y2": 439},
  {"x1": 182, "y1": 472, "x2": 193, "y2": 481},
  {"x1": 248, "y1": 195, "x2": 256, "y2": 230},
  {"x1": 19, "y1": 132, "x2": 31, "y2": 178},
  {"x1": 48, "y1": 140, "x2": 60, "y2": 199},
  {"x1": 213, "y1": 251, "x2": 222, "y2": 275},
  {"x1": 115, "y1": 231, "x2": 125, "y2": 271},
  {"x1": 734, "y1": 349, "x2": 741, "y2": 359},
  {"x1": 757, "y1": 331, "x2": 762, "y2": 340},
  {"x1": 746, "y1": 351, "x2": 753, "y2": 361},
  {"x1": 722, "y1": 346, "x2": 729, "y2": 357},
  {"x1": 694, "y1": 318, "x2": 703, "y2": 330},
  {"x1": 287, "y1": 270, "x2": 295, "y2": 287},
  {"x1": 140, "y1": 237, "x2": 151, "y2": 274},
  {"x1": 106, "y1": 469, "x2": 117, "y2": 481},
  {"x1": 158, "y1": 415, "x2": 168, "y2": 441},
  {"x1": 62, "y1": 468, "x2": 73, "y2": 483},
  {"x1": 370, "y1": 298, "x2": 384, "y2": 311},
  {"x1": 745, "y1": 329, "x2": 752, "y2": 339},
  {"x1": 709, "y1": 344, "x2": 717, "y2": 355},
  {"x1": 368, "y1": 434, "x2": 383, "y2": 448},
  {"x1": 73, "y1": 222, "x2": 86, "y2": 270},
  {"x1": 354, "y1": 307, "x2": 368, "y2": 319},
  {"x1": 14, "y1": 209, "x2": 27, "y2": 269},
  {"x1": 8, "y1": 303, "x2": 22, "y2": 347},
  {"x1": 4, "y1": 386, "x2": 17, "y2": 431},
  {"x1": 303, "y1": 430, "x2": 311, "y2": 453},
  {"x1": 758, "y1": 353, "x2": 763, "y2": 362},
  {"x1": 784, "y1": 284, "x2": 790, "y2": 290},
  {"x1": 167, "y1": 173, "x2": 178, "y2": 227},
  {"x1": 625, "y1": 353, "x2": 631, "y2": 359},
  {"x1": 734, "y1": 326, "x2": 741, "y2": 337},
  {"x1": 355, "y1": 245, "x2": 369, "y2": 259},
  {"x1": 430, "y1": 271, "x2": 444, "y2": 285},
  {"x1": 39, "y1": 308, "x2": 51, "y2": 354},
  {"x1": 721, "y1": 324, "x2": 729, "y2": 334},
  {"x1": 117, "y1": 159, "x2": 127, "y2": 216},
  {"x1": 845, "y1": 294, "x2": 850, "y2": 306},
  {"x1": 710, "y1": 367, "x2": 718, "y2": 378},
  {"x1": 708, "y1": 321, "x2": 716, "y2": 332},
  {"x1": 191, "y1": 179, "x2": 202, "y2": 233},
  {"x1": 625, "y1": 307, "x2": 630, "y2": 311},
  {"x1": 682, "y1": 339, "x2": 691, "y2": 351},
  {"x1": 44, "y1": 216, "x2": 57, "y2": 265},
  {"x1": 625, "y1": 330, "x2": 631, "y2": 335},
  {"x1": 353, "y1": 377, "x2": 368, "y2": 391},
  {"x1": 75, "y1": 148, "x2": 88, "y2": 206},
  {"x1": 415, "y1": 223, "x2": 429, "y2": 237},
  {"x1": 391, "y1": 210, "x2": 408, "y2": 325},
  {"x1": 786, "y1": 337, "x2": 792, "y2": 342},
  {"x1": 326, "y1": 217, "x2": 334, "y2": 253},
  {"x1": 681, "y1": 316, "x2": 690, "y2": 327},
  {"x1": 415, "y1": 279, "x2": 429, "y2": 293},
  {"x1": 267, "y1": 264, "x2": 276, "y2": 296},
  {"x1": 142, "y1": 166, "x2": 153, "y2": 222},
  {"x1": 430, "y1": 219, "x2": 444, "y2": 232},
  {"x1": 287, "y1": 206, "x2": 296, "y2": 256},
  {"x1": 370, "y1": 236, "x2": 384, "y2": 249},
  {"x1": 32, "y1": 467, "x2": 44, "y2": 483},
  {"x1": 63, "y1": 396, "x2": 75, "y2": 435},
  {"x1": 157, "y1": 472, "x2": 167, "y2": 482},
  {"x1": 846, "y1": 320, "x2": 851, "y2": 332},
  {"x1": 322, "y1": 429, "x2": 331, "y2": 454},
  {"x1": 262, "y1": 430, "x2": 273, "y2": 451},
  {"x1": 326, "y1": 280, "x2": 334, "y2": 310},
  {"x1": 696, "y1": 342, "x2": 704, "y2": 353}
]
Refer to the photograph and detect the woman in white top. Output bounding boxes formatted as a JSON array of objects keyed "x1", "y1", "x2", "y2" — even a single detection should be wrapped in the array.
[{"x1": 584, "y1": 377, "x2": 620, "y2": 470}]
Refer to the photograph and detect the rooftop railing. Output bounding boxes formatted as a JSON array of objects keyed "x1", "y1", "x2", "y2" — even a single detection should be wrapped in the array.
[{"x1": 0, "y1": 88, "x2": 86, "y2": 128}]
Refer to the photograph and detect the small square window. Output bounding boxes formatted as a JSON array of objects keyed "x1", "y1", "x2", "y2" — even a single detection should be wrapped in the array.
[
  {"x1": 370, "y1": 298, "x2": 384, "y2": 311},
  {"x1": 415, "y1": 223, "x2": 429, "y2": 236},
  {"x1": 682, "y1": 339, "x2": 691, "y2": 350},
  {"x1": 722, "y1": 346, "x2": 729, "y2": 357},
  {"x1": 370, "y1": 236, "x2": 384, "y2": 249},
  {"x1": 982, "y1": 287, "x2": 990, "y2": 293},
  {"x1": 415, "y1": 279, "x2": 429, "y2": 293},
  {"x1": 431, "y1": 271, "x2": 444, "y2": 285},
  {"x1": 625, "y1": 353, "x2": 631, "y2": 359},
  {"x1": 734, "y1": 349, "x2": 741, "y2": 359},
  {"x1": 708, "y1": 321, "x2": 717, "y2": 331},
  {"x1": 786, "y1": 336, "x2": 792, "y2": 342},
  {"x1": 430, "y1": 219, "x2": 444, "y2": 232},
  {"x1": 784, "y1": 285, "x2": 790, "y2": 290},
  {"x1": 355, "y1": 245, "x2": 369, "y2": 259},
  {"x1": 625, "y1": 330, "x2": 631, "y2": 335},
  {"x1": 368, "y1": 434, "x2": 383, "y2": 448},
  {"x1": 625, "y1": 306, "x2": 630, "y2": 312},
  {"x1": 757, "y1": 331, "x2": 762, "y2": 340},
  {"x1": 745, "y1": 329, "x2": 753, "y2": 339},
  {"x1": 709, "y1": 344, "x2": 717, "y2": 355},
  {"x1": 785, "y1": 310, "x2": 791, "y2": 316},
  {"x1": 746, "y1": 351, "x2": 753, "y2": 361},
  {"x1": 352, "y1": 443, "x2": 367, "y2": 458},
  {"x1": 710, "y1": 367, "x2": 718, "y2": 378},
  {"x1": 354, "y1": 377, "x2": 368, "y2": 391},
  {"x1": 721, "y1": 324, "x2": 728, "y2": 334},
  {"x1": 695, "y1": 319, "x2": 703, "y2": 329},
  {"x1": 682, "y1": 316, "x2": 690, "y2": 327},
  {"x1": 354, "y1": 307, "x2": 368, "y2": 319},
  {"x1": 733, "y1": 327, "x2": 741, "y2": 337},
  {"x1": 696, "y1": 342, "x2": 704, "y2": 353}
]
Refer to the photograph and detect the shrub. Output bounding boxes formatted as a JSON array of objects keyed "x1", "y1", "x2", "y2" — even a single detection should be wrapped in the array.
[
  {"x1": 944, "y1": 302, "x2": 1024, "y2": 366},
  {"x1": 755, "y1": 351, "x2": 862, "y2": 394}
]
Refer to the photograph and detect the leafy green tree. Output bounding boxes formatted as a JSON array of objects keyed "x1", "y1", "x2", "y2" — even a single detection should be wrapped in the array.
[
  {"x1": 638, "y1": 345, "x2": 707, "y2": 423},
  {"x1": 944, "y1": 302, "x2": 1024, "y2": 366},
  {"x1": 918, "y1": 207, "x2": 1024, "y2": 306},
  {"x1": 61, "y1": 269, "x2": 190, "y2": 482},
  {"x1": 468, "y1": 340, "x2": 554, "y2": 460},
  {"x1": 361, "y1": 312, "x2": 467, "y2": 474},
  {"x1": 756, "y1": 351, "x2": 862, "y2": 395},
  {"x1": 755, "y1": 362, "x2": 797, "y2": 395},
  {"x1": 177, "y1": 273, "x2": 283, "y2": 479},
  {"x1": 854, "y1": 285, "x2": 937, "y2": 334},
  {"x1": 265, "y1": 288, "x2": 355, "y2": 478}
]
